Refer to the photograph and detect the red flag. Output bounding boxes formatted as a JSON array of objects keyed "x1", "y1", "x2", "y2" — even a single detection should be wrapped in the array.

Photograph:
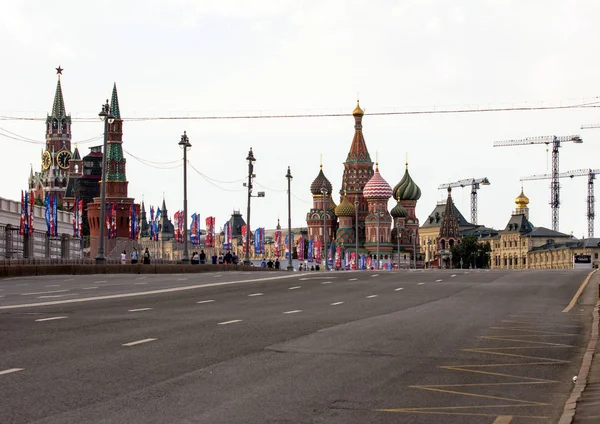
[
  {"x1": 29, "y1": 192, "x2": 34, "y2": 235},
  {"x1": 19, "y1": 190, "x2": 25, "y2": 236}
]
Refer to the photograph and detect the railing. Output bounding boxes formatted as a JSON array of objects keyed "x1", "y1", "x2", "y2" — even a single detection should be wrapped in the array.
[{"x1": 0, "y1": 224, "x2": 83, "y2": 260}]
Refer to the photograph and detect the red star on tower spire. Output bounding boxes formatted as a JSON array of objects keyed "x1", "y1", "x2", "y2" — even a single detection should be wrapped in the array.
[{"x1": 55, "y1": 66, "x2": 63, "y2": 76}]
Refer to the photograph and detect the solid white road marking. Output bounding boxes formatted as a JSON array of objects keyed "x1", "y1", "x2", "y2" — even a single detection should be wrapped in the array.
[
  {"x1": 218, "y1": 320, "x2": 242, "y2": 325},
  {"x1": 122, "y1": 338, "x2": 157, "y2": 347},
  {"x1": 214, "y1": 275, "x2": 222, "y2": 278},
  {"x1": 349, "y1": 278, "x2": 358, "y2": 281},
  {"x1": 128, "y1": 308, "x2": 153, "y2": 312},
  {"x1": 451, "y1": 274, "x2": 457, "y2": 278},
  {"x1": 82, "y1": 286, "x2": 98, "y2": 290},
  {"x1": 134, "y1": 282, "x2": 148, "y2": 285},
  {"x1": 394, "y1": 288, "x2": 404, "y2": 291},
  {"x1": 95, "y1": 280, "x2": 107, "y2": 283},
  {"x1": 366, "y1": 295, "x2": 378, "y2": 298},
  {"x1": 330, "y1": 302, "x2": 345, "y2": 306},
  {"x1": 0, "y1": 295, "x2": 4, "y2": 298},
  {"x1": 35, "y1": 316, "x2": 67, "y2": 322},
  {"x1": 64, "y1": 278, "x2": 74, "y2": 281},
  {"x1": 0, "y1": 368, "x2": 24, "y2": 376},
  {"x1": 197, "y1": 300, "x2": 215, "y2": 304},
  {"x1": 283, "y1": 310, "x2": 302, "y2": 314},
  {"x1": 321, "y1": 281, "x2": 332, "y2": 285},
  {"x1": 436, "y1": 279, "x2": 443, "y2": 282},
  {"x1": 289, "y1": 286, "x2": 301, "y2": 290},
  {"x1": 418, "y1": 283, "x2": 425, "y2": 285},
  {"x1": 45, "y1": 284, "x2": 60, "y2": 287},
  {"x1": 38, "y1": 294, "x2": 76, "y2": 299},
  {"x1": 248, "y1": 293, "x2": 263, "y2": 297},
  {"x1": 371, "y1": 274, "x2": 379, "y2": 277},
  {"x1": 0, "y1": 273, "x2": 303, "y2": 310},
  {"x1": 299, "y1": 278, "x2": 309, "y2": 281},
  {"x1": 177, "y1": 278, "x2": 188, "y2": 281},
  {"x1": 21, "y1": 289, "x2": 69, "y2": 296}
]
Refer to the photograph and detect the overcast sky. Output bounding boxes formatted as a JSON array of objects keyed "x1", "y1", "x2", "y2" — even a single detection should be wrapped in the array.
[{"x1": 1, "y1": 0, "x2": 599, "y2": 238}]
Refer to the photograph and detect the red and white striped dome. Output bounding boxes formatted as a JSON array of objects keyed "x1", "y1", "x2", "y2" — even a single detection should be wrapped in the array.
[{"x1": 363, "y1": 165, "x2": 393, "y2": 200}]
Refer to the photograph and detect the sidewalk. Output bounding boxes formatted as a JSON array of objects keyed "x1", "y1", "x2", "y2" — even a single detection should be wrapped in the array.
[{"x1": 567, "y1": 272, "x2": 600, "y2": 423}]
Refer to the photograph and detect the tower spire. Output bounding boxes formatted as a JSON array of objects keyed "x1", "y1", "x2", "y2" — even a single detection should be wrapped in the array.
[
  {"x1": 51, "y1": 66, "x2": 67, "y2": 118},
  {"x1": 110, "y1": 83, "x2": 121, "y2": 119},
  {"x1": 346, "y1": 100, "x2": 371, "y2": 163}
]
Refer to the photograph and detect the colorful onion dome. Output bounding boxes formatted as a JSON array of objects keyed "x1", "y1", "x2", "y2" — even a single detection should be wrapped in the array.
[
  {"x1": 335, "y1": 193, "x2": 356, "y2": 217},
  {"x1": 310, "y1": 165, "x2": 333, "y2": 195},
  {"x1": 390, "y1": 201, "x2": 407, "y2": 218},
  {"x1": 393, "y1": 163, "x2": 421, "y2": 201},
  {"x1": 353, "y1": 100, "x2": 364, "y2": 116},
  {"x1": 515, "y1": 188, "x2": 529, "y2": 208},
  {"x1": 363, "y1": 164, "x2": 393, "y2": 200}
]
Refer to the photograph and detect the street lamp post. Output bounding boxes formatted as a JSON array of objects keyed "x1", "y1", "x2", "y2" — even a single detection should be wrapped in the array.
[
  {"x1": 396, "y1": 220, "x2": 401, "y2": 269},
  {"x1": 354, "y1": 197, "x2": 359, "y2": 270},
  {"x1": 376, "y1": 205, "x2": 382, "y2": 270},
  {"x1": 321, "y1": 187, "x2": 329, "y2": 271},
  {"x1": 286, "y1": 166, "x2": 294, "y2": 271},
  {"x1": 412, "y1": 229, "x2": 417, "y2": 269},
  {"x1": 95, "y1": 99, "x2": 114, "y2": 264},
  {"x1": 243, "y1": 148, "x2": 256, "y2": 266},
  {"x1": 179, "y1": 131, "x2": 191, "y2": 264}
]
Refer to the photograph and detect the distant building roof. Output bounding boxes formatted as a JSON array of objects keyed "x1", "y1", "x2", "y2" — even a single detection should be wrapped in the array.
[
  {"x1": 421, "y1": 201, "x2": 473, "y2": 229},
  {"x1": 460, "y1": 225, "x2": 499, "y2": 239},
  {"x1": 524, "y1": 227, "x2": 571, "y2": 238}
]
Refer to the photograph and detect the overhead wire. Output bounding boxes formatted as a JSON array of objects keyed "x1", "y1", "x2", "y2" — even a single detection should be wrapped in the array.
[{"x1": 188, "y1": 162, "x2": 246, "y2": 192}]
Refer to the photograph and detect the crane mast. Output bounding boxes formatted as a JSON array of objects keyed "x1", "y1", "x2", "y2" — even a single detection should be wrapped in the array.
[{"x1": 438, "y1": 177, "x2": 490, "y2": 225}]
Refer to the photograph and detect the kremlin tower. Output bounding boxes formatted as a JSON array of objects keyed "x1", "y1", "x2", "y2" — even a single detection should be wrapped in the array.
[
  {"x1": 87, "y1": 84, "x2": 140, "y2": 258},
  {"x1": 29, "y1": 67, "x2": 74, "y2": 203}
]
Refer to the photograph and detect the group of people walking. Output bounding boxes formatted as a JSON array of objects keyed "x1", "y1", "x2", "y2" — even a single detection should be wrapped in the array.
[{"x1": 120, "y1": 247, "x2": 151, "y2": 265}]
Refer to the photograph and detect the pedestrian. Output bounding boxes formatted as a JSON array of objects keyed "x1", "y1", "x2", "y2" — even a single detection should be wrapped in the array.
[
  {"x1": 143, "y1": 248, "x2": 151, "y2": 264},
  {"x1": 211, "y1": 253, "x2": 217, "y2": 264},
  {"x1": 199, "y1": 250, "x2": 206, "y2": 264},
  {"x1": 267, "y1": 259, "x2": 273, "y2": 268},
  {"x1": 121, "y1": 250, "x2": 127, "y2": 265},
  {"x1": 131, "y1": 248, "x2": 138, "y2": 264},
  {"x1": 275, "y1": 259, "x2": 280, "y2": 269},
  {"x1": 261, "y1": 258, "x2": 267, "y2": 268},
  {"x1": 299, "y1": 263, "x2": 303, "y2": 271}
]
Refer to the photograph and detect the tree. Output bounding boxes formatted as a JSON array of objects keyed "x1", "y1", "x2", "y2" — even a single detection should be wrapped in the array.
[{"x1": 451, "y1": 235, "x2": 491, "y2": 269}]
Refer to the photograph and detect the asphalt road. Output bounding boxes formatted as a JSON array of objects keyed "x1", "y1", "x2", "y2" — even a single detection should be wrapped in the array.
[{"x1": 0, "y1": 269, "x2": 595, "y2": 424}]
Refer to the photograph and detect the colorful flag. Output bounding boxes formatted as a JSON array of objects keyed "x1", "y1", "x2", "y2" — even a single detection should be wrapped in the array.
[
  {"x1": 73, "y1": 196, "x2": 78, "y2": 237},
  {"x1": 19, "y1": 190, "x2": 25, "y2": 236},
  {"x1": 222, "y1": 221, "x2": 232, "y2": 250},
  {"x1": 44, "y1": 194, "x2": 51, "y2": 235},
  {"x1": 274, "y1": 230, "x2": 282, "y2": 257},
  {"x1": 241, "y1": 225, "x2": 247, "y2": 252},
  {"x1": 297, "y1": 236, "x2": 304, "y2": 261},
  {"x1": 29, "y1": 191, "x2": 34, "y2": 236},
  {"x1": 190, "y1": 213, "x2": 198, "y2": 245},
  {"x1": 284, "y1": 234, "x2": 294, "y2": 259},
  {"x1": 335, "y1": 246, "x2": 342, "y2": 269},
  {"x1": 205, "y1": 216, "x2": 215, "y2": 247},
  {"x1": 307, "y1": 239, "x2": 313, "y2": 262},
  {"x1": 254, "y1": 228, "x2": 264, "y2": 255},
  {"x1": 150, "y1": 206, "x2": 155, "y2": 240},
  {"x1": 174, "y1": 211, "x2": 180, "y2": 242},
  {"x1": 314, "y1": 240, "x2": 321, "y2": 263}
]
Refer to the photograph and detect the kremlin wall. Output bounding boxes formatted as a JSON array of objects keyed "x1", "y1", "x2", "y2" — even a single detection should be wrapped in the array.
[{"x1": 3, "y1": 69, "x2": 599, "y2": 269}]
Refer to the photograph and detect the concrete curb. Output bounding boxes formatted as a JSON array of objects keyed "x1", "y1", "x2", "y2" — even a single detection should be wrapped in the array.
[{"x1": 558, "y1": 277, "x2": 600, "y2": 424}]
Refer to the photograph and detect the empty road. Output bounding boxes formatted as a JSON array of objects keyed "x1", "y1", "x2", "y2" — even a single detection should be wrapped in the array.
[{"x1": 0, "y1": 269, "x2": 595, "y2": 423}]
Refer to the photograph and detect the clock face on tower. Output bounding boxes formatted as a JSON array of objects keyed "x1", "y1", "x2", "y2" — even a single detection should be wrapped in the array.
[
  {"x1": 42, "y1": 150, "x2": 52, "y2": 170},
  {"x1": 57, "y1": 149, "x2": 71, "y2": 169}
]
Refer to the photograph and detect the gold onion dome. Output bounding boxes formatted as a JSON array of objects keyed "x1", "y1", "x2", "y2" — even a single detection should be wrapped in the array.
[
  {"x1": 390, "y1": 201, "x2": 407, "y2": 218},
  {"x1": 352, "y1": 100, "x2": 364, "y2": 116},
  {"x1": 310, "y1": 165, "x2": 333, "y2": 195},
  {"x1": 515, "y1": 189, "x2": 529, "y2": 208},
  {"x1": 393, "y1": 163, "x2": 421, "y2": 201},
  {"x1": 335, "y1": 194, "x2": 356, "y2": 217},
  {"x1": 363, "y1": 164, "x2": 393, "y2": 200}
]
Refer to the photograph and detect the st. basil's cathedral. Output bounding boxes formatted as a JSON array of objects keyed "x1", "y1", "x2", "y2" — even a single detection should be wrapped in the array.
[{"x1": 306, "y1": 102, "x2": 423, "y2": 266}]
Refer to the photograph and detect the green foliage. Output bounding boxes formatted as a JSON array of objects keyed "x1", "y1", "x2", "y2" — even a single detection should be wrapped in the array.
[{"x1": 450, "y1": 235, "x2": 491, "y2": 269}]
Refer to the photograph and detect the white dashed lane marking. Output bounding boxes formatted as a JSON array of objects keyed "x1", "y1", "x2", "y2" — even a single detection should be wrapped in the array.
[
  {"x1": 64, "y1": 278, "x2": 74, "y2": 281},
  {"x1": 394, "y1": 288, "x2": 404, "y2": 291},
  {"x1": 451, "y1": 274, "x2": 457, "y2": 278},
  {"x1": 45, "y1": 285, "x2": 60, "y2": 288},
  {"x1": 348, "y1": 278, "x2": 358, "y2": 281},
  {"x1": 248, "y1": 293, "x2": 263, "y2": 297},
  {"x1": 436, "y1": 279, "x2": 442, "y2": 282},
  {"x1": 366, "y1": 295, "x2": 378, "y2": 299},
  {"x1": 94, "y1": 280, "x2": 107, "y2": 284},
  {"x1": 330, "y1": 302, "x2": 345, "y2": 306},
  {"x1": 128, "y1": 308, "x2": 152, "y2": 312},
  {"x1": 134, "y1": 282, "x2": 148, "y2": 285},
  {"x1": 321, "y1": 281, "x2": 332, "y2": 285},
  {"x1": 418, "y1": 282, "x2": 425, "y2": 285},
  {"x1": 136, "y1": 276, "x2": 147, "y2": 280},
  {"x1": 122, "y1": 338, "x2": 157, "y2": 347},
  {"x1": 21, "y1": 289, "x2": 69, "y2": 296},
  {"x1": 197, "y1": 300, "x2": 215, "y2": 304},
  {"x1": 289, "y1": 286, "x2": 301, "y2": 290},
  {"x1": 371, "y1": 274, "x2": 379, "y2": 277},
  {"x1": 82, "y1": 286, "x2": 98, "y2": 290},
  {"x1": 299, "y1": 278, "x2": 309, "y2": 281},
  {"x1": 35, "y1": 316, "x2": 67, "y2": 322},
  {"x1": 0, "y1": 368, "x2": 24, "y2": 376},
  {"x1": 177, "y1": 278, "x2": 188, "y2": 281},
  {"x1": 218, "y1": 320, "x2": 242, "y2": 325},
  {"x1": 38, "y1": 294, "x2": 77, "y2": 299},
  {"x1": 283, "y1": 310, "x2": 302, "y2": 314}
]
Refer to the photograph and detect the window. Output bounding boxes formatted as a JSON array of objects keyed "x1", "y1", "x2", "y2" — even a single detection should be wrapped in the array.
[
  {"x1": 522, "y1": 257, "x2": 526, "y2": 265},
  {"x1": 595, "y1": 253, "x2": 598, "y2": 259}
]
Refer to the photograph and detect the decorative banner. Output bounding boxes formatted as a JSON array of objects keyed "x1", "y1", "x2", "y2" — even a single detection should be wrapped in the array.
[
  {"x1": 190, "y1": 213, "x2": 199, "y2": 245},
  {"x1": 174, "y1": 211, "x2": 180, "y2": 243},
  {"x1": 150, "y1": 206, "x2": 155, "y2": 240},
  {"x1": 241, "y1": 224, "x2": 247, "y2": 253},
  {"x1": 297, "y1": 236, "x2": 304, "y2": 261},
  {"x1": 29, "y1": 191, "x2": 34, "y2": 236},
  {"x1": 307, "y1": 239, "x2": 313, "y2": 262},
  {"x1": 205, "y1": 216, "x2": 215, "y2": 247},
  {"x1": 314, "y1": 240, "x2": 321, "y2": 263},
  {"x1": 366, "y1": 256, "x2": 372, "y2": 269},
  {"x1": 335, "y1": 246, "x2": 342, "y2": 269},
  {"x1": 44, "y1": 194, "x2": 51, "y2": 235},
  {"x1": 19, "y1": 191, "x2": 25, "y2": 236},
  {"x1": 73, "y1": 196, "x2": 78, "y2": 237},
  {"x1": 154, "y1": 207, "x2": 161, "y2": 241},
  {"x1": 274, "y1": 230, "x2": 282, "y2": 258},
  {"x1": 111, "y1": 202, "x2": 117, "y2": 239},
  {"x1": 178, "y1": 210, "x2": 184, "y2": 243},
  {"x1": 53, "y1": 194, "x2": 58, "y2": 237},
  {"x1": 106, "y1": 202, "x2": 111, "y2": 239},
  {"x1": 351, "y1": 252, "x2": 357, "y2": 270},
  {"x1": 254, "y1": 228, "x2": 264, "y2": 255},
  {"x1": 222, "y1": 221, "x2": 232, "y2": 250},
  {"x1": 130, "y1": 203, "x2": 137, "y2": 240},
  {"x1": 284, "y1": 233, "x2": 294, "y2": 259}
]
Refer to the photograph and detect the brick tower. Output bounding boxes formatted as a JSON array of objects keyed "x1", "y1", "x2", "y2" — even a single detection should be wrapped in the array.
[{"x1": 87, "y1": 84, "x2": 140, "y2": 258}]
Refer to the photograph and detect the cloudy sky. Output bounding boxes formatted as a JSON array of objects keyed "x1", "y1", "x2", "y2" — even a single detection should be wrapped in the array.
[{"x1": 1, "y1": 0, "x2": 599, "y2": 238}]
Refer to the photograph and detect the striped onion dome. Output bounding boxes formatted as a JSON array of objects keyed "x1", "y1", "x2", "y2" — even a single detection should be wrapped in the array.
[
  {"x1": 390, "y1": 201, "x2": 407, "y2": 218},
  {"x1": 393, "y1": 164, "x2": 421, "y2": 201},
  {"x1": 363, "y1": 165, "x2": 393, "y2": 200},
  {"x1": 335, "y1": 194, "x2": 356, "y2": 217},
  {"x1": 310, "y1": 165, "x2": 333, "y2": 195}
]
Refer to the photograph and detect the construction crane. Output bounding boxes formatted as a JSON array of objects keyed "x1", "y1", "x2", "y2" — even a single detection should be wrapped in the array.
[
  {"x1": 438, "y1": 177, "x2": 490, "y2": 225},
  {"x1": 494, "y1": 134, "x2": 583, "y2": 232},
  {"x1": 520, "y1": 169, "x2": 599, "y2": 238},
  {"x1": 581, "y1": 124, "x2": 600, "y2": 129}
]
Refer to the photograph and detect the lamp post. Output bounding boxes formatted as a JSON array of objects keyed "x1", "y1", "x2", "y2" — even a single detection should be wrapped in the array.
[
  {"x1": 376, "y1": 205, "x2": 383, "y2": 270},
  {"x1": 396, "y1": 220, "x2": 401, "y2": 269},
  {"x1": 412, "y1": 229, "x2": 417, "y2": 269},
  {"x1": 95, "y1": 99, "x2": 114, "y2": 264},
  {"x1": 354, "y1": 196, "x2": 359, "y2": 270},
  {"x1": 286, "y1": 166, "x2": 294, "y2": 271},
  {"x1": 179, "y1": 131, "x2": 191, "y2": 264},
  {"x1": 321, "y1": 187, "x2": 329, "y2": 271},
  {"x1": 243, "y1": 148, "x2": 256, "y2": 266}
]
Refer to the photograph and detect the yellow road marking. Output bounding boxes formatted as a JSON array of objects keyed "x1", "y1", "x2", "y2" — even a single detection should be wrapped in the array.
[
  {"x1": 490, "y1": 327, "x2": 578, "y2": 336},
  {"x1": 376, "y1": 409, "x2": 548, "y2": 419},
  {"x1": 493, "y1": 416, "x2": 513, "y2": 424},
  {"x1": 465, "y1": 346, "x2": 572, "y2": 351},
  {"x1": 563, "y1": 269, "x2": 597, "y2": 312},
  {"x1": 480, "y1": 336, "x2": 574, "y2": 346},
  {"x1": 463, "y1": 348, "x2": 571, "y2": 362},
  {"x1": 501, "y1": 320, "x2": 581, "y2": 328},
  {"x1": 440, "y1": 366, "x2": 559, "y2": 382},
  {"x1": 379, "y1": 404, "x2": 545, "y2": 412},
  {"x1": 416, "y1": 381, "x2": 551, "y2": 388}
]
